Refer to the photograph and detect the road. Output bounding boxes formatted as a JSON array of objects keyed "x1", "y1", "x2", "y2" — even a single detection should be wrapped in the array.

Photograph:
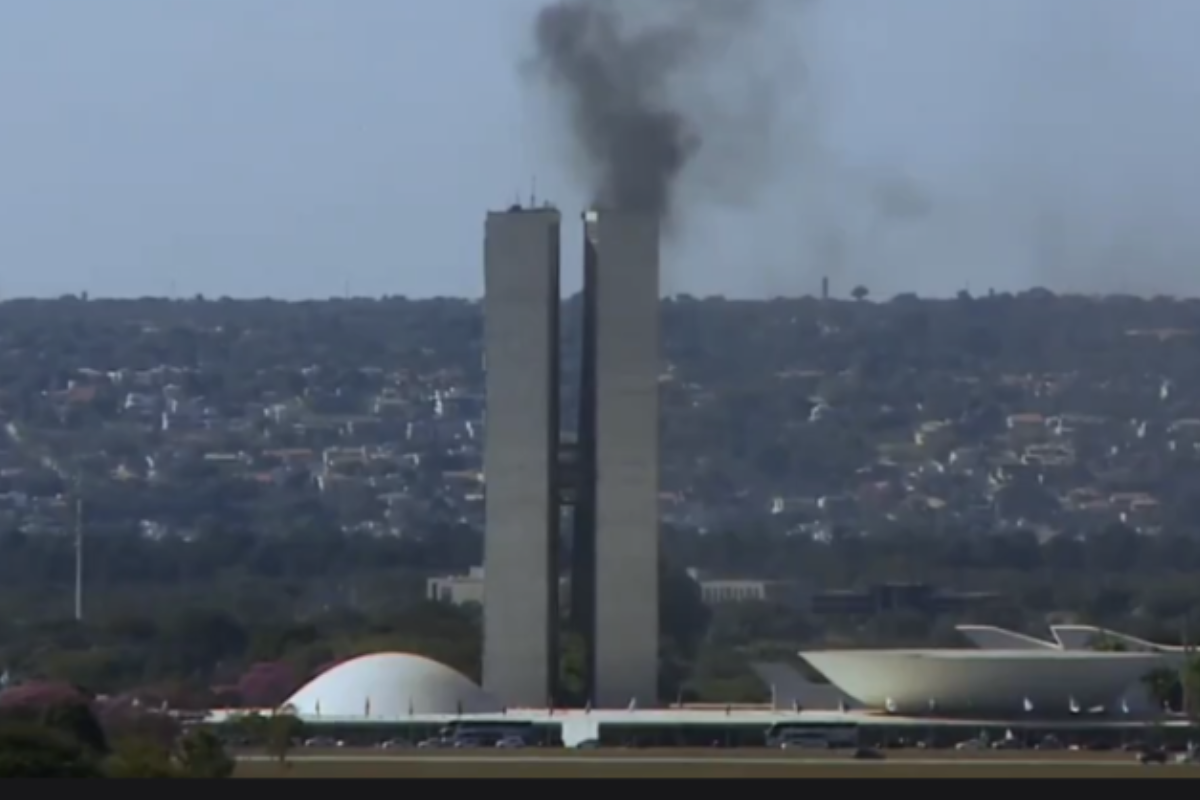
[
  {"x1": 234, "y1": 750, "x2": 1200, "y2": 778},
  {"x1": 234, "y1": 752, "x2": 1188, "y2": 768}
]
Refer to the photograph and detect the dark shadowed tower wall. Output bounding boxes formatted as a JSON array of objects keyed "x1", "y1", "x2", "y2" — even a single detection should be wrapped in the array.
[{"x1": 571, "y1": 248, "x2": 598, "y2": 702}]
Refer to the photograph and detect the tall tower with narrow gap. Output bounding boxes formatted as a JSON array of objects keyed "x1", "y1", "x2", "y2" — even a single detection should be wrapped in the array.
[{"x1": 482, "y1": 204, "x2": 660, "y2": 710}]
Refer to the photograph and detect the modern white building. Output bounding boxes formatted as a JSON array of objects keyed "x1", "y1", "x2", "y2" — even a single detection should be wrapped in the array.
[
  {"x1": 799, "y1": 648, "x2": 1164, "y2": 717},
  {"x1": 275, "y1": 643, "x2": 1167, "y2": 724},
  {"x1": 953, "y1": 623, "x2": 1183, "y2": 715},
  {"x1": 219, "y1": 623, "x2": 1188, "y2": 745},
  {"x1": 195, "y1": 641, "x2": 1194, "y2": 747}
]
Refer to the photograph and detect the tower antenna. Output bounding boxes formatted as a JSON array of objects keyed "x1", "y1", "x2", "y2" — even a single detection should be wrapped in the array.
[{"x1": 530, "y1": 176, "x2": 538, "y2": 208}]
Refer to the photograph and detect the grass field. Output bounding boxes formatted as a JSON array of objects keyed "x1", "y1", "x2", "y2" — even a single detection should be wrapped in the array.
[{"x1": 234, "y1": 750, "x2": 1200, "y2": 779}]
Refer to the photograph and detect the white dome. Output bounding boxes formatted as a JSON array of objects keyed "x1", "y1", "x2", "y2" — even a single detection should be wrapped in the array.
[
  {"x1": 802, "y1": 649, "x2": 1165, "y2": 716},
  {"x1": 284, "y1": 653, "x2": 502, "y2": 718}
]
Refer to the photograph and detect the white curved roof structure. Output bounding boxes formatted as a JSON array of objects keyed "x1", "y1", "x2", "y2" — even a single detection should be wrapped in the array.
[
  {"x1": 955, "y1": 625, "x2": 1060, "y2": 650},
  {"x1": 801, "y1": 649, "x2": 1165, "y2": 716},
  {"x1": 1050, "y1": 624, "x2": 1186, "y2": 654},
  {"x1": 1051, "y1": 625, "x2": 1117, "y2": 650},
  {"x1": 283, "y1": 653, "x2": 503, "y2": 718}
]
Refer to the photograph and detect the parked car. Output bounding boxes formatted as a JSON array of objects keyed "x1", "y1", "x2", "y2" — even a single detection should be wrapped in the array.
[
  {"x1": 496, "y1": 736, "x2": 526, "y2": 749},
  {"x1": 1138, "y1": 748, "x2": 1168, "y2": 765}
]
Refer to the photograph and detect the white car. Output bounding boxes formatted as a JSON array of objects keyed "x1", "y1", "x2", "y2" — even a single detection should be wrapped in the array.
[
  {"x1": 304, "y1": 737, "x2": 344, "y2": 748},
  {"x1": 378, "y1": 739, "x2": 409, "y2": 749}
]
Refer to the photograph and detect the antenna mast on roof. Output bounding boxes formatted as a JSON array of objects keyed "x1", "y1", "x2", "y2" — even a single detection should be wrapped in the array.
[{"x1": 530, "y1": 175, "x2": 538, "y2": 208}]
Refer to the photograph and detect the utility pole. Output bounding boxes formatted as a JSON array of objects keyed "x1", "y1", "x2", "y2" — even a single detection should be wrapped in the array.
[
  {"x1": 1183, "y1": 613, "x2": 1193, "y2": 719},
  {"x1": 73, "y1": 495, "x2": 84, "y2": 623}
]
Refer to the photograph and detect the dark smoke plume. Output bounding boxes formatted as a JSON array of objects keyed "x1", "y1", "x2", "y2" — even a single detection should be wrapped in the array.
[{"x1": 528, "y1": 0, "x2": 793, "y2": 228}]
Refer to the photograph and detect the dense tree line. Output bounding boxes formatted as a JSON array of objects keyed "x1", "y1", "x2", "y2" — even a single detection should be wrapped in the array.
[
  {"x1": 0, "y1": 557, "x2": 718, "y2": 705},
  {"x1": 0, "y1": 684, "x2": 235, "y2": 778},
  {"x1": 9, "y1": 524, "x2": 1200, "y2": 704},
  {"x1": 3, "y1": 292, "x2": 1200, "y2": 702},
  {"x1": 6, "y1": 521, "x2": 1200, "y2": 638}
]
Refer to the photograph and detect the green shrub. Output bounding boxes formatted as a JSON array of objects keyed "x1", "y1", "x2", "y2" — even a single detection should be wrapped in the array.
[{"x1": 0, "y1": 722, "x2": 104, "y2": 778}]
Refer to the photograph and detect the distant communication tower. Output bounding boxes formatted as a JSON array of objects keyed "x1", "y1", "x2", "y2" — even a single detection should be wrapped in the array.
[{"x1": 73, "y1": 496, "x2": 84, "y2": 622}]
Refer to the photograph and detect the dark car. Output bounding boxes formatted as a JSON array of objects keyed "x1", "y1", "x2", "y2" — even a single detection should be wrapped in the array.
[
  {"x1": 1138, "y1": 748, "x2": 1168, "y2": 765},
  {"x1": 853, "y1": 747, "x2": 886, "y2": 761}
]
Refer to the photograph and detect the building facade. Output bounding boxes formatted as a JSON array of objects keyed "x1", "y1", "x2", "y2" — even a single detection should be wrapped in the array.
[
  {"x1": 482, "y1": 205, "x2": 660, "y2": 710},
  {"x1": 481, "y1": 207, "x2": 562, "y2": 708},
  {"x1": 428, "y1": 566, "x2": 570, "y2": 610},
  {"x1": 578, "y1": 210, "x2": 661, "y2": 708}
]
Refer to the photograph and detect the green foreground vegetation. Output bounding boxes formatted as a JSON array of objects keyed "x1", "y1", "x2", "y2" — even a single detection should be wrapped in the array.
[{"x1": 0, "y1": 694, "x2": 240, "y2": 778}]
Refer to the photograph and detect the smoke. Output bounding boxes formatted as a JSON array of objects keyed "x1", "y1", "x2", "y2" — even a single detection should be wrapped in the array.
[
  {"x1": 721, "y1": 0, "x2": 1200, "y2": 299},
  {"x1": 526, "y1": 0, "x2": 799, "y2": 231},
  {"x1": 522, "y1": 0, "x2": 1200, "y2": 299}
]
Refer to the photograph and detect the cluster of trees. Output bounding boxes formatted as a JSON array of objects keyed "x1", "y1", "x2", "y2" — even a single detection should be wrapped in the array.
[
  {"x1": 0, "y1": 522, "x2": 479, "y2": 605},
  {"x1": 0, "y1": 296, "x2": 482, "y2": 408},
  {"x1": 0, "y1": 684, "x2": 235, "y2": 778},
  {"x1": 1090, "y1": 635, "x2": 1200, "y2": 715},
  {"x1": 7, "y1": 291, "x2": 1200, "y2": 541},
  {"x1": 0, "y1": 559, "x2": 730, "y2": 706},
  {"x1": 8, "y1": 291, "x2": 1200, "y2": 519},
  {"x1": 0, "y1": 603, "x2": 485, "y2": 708},
  {"x1": 7, "y1": 292, "x2": 1200, "y2": 704},
  {"x1": 10, "y1": 521, "x2": 1200, "y2": 637},
  {"x1": 6, "y1": 291, "x2": 1200, "y2": 501},
  {"x1": 11, "y1": 523, "x2": 1200, "y2": 704}
]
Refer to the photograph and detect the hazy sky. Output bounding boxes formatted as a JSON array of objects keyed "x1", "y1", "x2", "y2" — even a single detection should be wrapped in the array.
[{"x1": 2, "y1": 0, "x2": 1200, "y2": 300}]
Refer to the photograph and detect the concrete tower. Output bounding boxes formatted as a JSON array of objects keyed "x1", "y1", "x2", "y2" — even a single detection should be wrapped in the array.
[
  {"x1": 481, "y1": 206, "x2": 562, "y2": 708},
  {"x1": 577, "y1": 209, "x2": 661, "y2": 708},
  {"x1": 482, "y1": 205, "x2": 660, "y2": 711}
]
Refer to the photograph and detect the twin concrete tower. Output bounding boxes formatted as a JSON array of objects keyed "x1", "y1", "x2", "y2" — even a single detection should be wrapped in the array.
[{"x1": 482, "y1": 206, "x2": 660, "y2": 709}]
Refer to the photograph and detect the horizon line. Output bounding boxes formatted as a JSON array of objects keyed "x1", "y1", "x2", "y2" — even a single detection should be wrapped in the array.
[{"x1": 4, "y1": 289, "x2": 1200, "y2": 304}]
